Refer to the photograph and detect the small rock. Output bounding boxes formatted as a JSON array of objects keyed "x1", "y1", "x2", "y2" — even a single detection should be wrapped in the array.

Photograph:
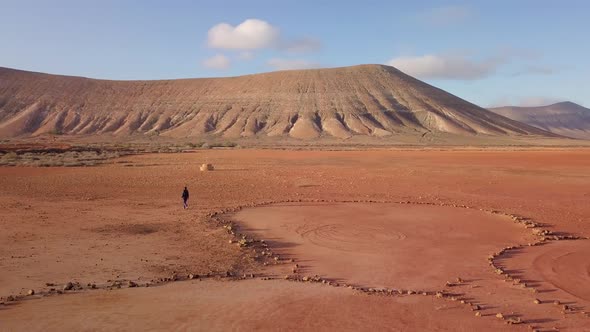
[
  {"x1": 506, "y1": 317, "x2": 522, "y2": 325},
  {"x1": 496, "y1": 313, "x2": 504, "y2": 319},
  {"x1": 63, "y1": 282, "x2": 74, "y2": 291},
  {"x1": 200, "y1": 163, "x2": 214, "y2": 171},
  {"x1": 475, "y1": 311, "x2": 481, "y2": 317},
  {"x1": 27, "y1": 289, "x2": 35, "y2": 296},
  {"x1": 127, "y1": 281, "x2": 138, "y2": 288},
  {"x1": 533, "y1": 299, "x2": 541, "y2": 304}
]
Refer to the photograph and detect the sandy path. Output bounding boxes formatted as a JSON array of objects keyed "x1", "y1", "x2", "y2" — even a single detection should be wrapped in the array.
[{"x1": 0, "y1": 279, "x2": 523, "y2": 332}]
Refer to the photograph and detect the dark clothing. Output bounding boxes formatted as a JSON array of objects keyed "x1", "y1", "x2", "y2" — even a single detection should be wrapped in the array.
[{"x1": 182, "y1": 188, "x2": 189, "y2": 209}]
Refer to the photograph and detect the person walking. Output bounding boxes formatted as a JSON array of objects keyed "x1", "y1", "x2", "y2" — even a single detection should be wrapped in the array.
[{"x1": 182, "y1": 186, "x2": 190, "y2": 209}]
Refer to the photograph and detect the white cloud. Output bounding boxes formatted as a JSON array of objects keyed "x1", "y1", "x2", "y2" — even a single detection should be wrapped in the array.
[
  {"x1": 282, "y1": 37, "x2": 322, "y2": 53},
  {"x1": 387, "y1": 54, "x2": 503, "y2": 80},
  {"x1": 206, "y1": 19, "x2": 321, "y2": 54},
  {"x1": 418, "y1": 6, "x2": 473, "y2": 26},
  {"x1": 202, "y1": 54, "x2": 230, "y2": 70},
  {"x1": 237, "y1": 51, "x2": 255, "y2": 60},
  {"x1": 267, "y1": 58, "x2": 321, "y2": 70},
  {"x1": 387, "y1": 47, "x2": 557, "y2": 81},
  {"x1": 207, "y1": 19, "x2": 279, "y2": 50},
  {"x1": 512, "y1": 65, "x2": 556, "y2": 76}
]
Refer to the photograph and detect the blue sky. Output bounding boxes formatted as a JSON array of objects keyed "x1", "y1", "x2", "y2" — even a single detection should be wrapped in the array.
[{"x1": 1, "y1": 0, "x2": 588, "y2": 107}]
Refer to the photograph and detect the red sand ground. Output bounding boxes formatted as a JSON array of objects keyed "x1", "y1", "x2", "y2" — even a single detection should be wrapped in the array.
[
  {"x1": 1, "y1": 149, "x2": 590, "y2": 331},
  {"x1": 231, "y1": 202, "x2": 533, "y2": 290},
  {"x1": 1, "y1": 279, "x2": 521, "y2": 332},
  {"x1": 500, "y1": 240, "x2": 590, "y2": 304}
]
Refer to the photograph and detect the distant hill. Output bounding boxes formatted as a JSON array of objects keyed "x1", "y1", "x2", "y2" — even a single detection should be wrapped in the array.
[
  {"x1": 0, "y1": 65, "x2": 554, "y2": 143},
  {"x1": 489, "y1": 102, "x2": 590, "y2": 140}
]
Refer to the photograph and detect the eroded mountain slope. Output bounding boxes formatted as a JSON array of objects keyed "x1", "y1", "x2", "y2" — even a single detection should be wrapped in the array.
[{"x1": 0, "y1": 65, "x2": 552, "y2": 140}]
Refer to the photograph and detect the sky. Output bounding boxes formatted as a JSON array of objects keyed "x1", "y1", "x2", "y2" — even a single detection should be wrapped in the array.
[{"x1": 1, "y1": 0, "x2": 588, "y2": 107}]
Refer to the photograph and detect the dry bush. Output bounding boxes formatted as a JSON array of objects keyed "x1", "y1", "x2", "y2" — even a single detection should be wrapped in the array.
[
  {"x1": 0, "y1": 150, "x2": 123, "y2": 167},
  {"x1": 0, "y1": 152, "x2": 19, "y2": 166}
]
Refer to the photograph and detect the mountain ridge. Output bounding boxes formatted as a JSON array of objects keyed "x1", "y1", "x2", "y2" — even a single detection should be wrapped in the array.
[
  {"x1": 0, "y1": 64, "x2": 554, "y2": 141},
  {"x1": 489, "y1": 102, "x2": 590, "y2": 140}
]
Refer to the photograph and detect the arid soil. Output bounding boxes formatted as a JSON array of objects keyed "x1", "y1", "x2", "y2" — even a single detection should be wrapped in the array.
[
  {"x1": 232, "y1": 202, "x2": 534, "y2": 290},
  {"x1": 0, "y1": 279, "x2": 520, "y2": 332},
  {"x1": 1, "y1": 149, "x2": 590, "y2": 331}
]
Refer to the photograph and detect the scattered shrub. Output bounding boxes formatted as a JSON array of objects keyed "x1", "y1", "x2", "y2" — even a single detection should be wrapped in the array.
[{"x1": 48, "y1": 129, "x2": 63, "y2": 135}]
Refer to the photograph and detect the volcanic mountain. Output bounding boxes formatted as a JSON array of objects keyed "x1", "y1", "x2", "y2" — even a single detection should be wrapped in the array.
[
  {"x1": 489, "y1": 102, "x2": 590, "y2": 140},
  {"x1": 0, "y1": 65, "x2": 553, "y2": 142}
]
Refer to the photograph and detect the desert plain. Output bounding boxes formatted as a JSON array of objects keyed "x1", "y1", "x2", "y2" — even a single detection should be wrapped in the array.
[{"x1": 0, "y1": 147, "x2": 589, "y2": 331}]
